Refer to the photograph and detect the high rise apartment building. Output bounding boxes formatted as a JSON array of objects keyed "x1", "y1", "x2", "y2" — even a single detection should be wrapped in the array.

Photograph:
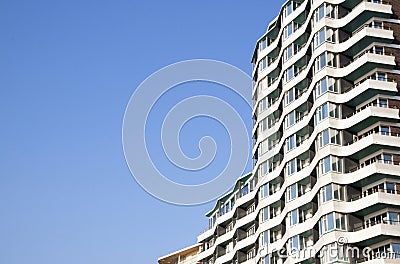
[{"x1": 197, "y1": 0, "x2": 400, "y2": 263}]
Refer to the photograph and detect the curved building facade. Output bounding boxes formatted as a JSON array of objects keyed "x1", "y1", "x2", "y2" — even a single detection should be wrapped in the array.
[{"x1": 197, "y1": 0, "x2": 400, "y2": 264}]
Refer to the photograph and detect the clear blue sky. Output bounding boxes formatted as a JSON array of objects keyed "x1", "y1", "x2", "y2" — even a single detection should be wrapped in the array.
[{"x1": 0, "y1": 1, "x2": 285, "y2": 263}]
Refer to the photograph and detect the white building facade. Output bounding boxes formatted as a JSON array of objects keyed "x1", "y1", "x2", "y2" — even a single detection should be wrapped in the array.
[{"x1": 198, "y1": 0, "x2": 400, "y2": 264}]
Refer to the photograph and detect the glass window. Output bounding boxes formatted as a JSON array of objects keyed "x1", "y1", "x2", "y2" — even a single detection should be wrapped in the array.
[
  {"x1": 315, "y1": 52, "x2": 327, "y2": 72},
  {"x1": 326, "y1": 184, "x2": 333, "y2": 202},
  {"x1": 315, "y1": 77, "x2": 328, "y2": 98},
  {"x1": 318, "y1": 128, "x2": 330, "y2": 148},
  {"x1": 285, "y1": 45, "x2": 293, "y2": 61},
  {"x1": 314, "y1": 4, "x2": 325, "y2": 23},
  {"x1": 260, "y1": 231, "x2": 269, "y2": 246},
  {"x1": 313, "y1": 28, "x2": 326, "y2": 50},
  {"x1": 260, "y1": 183, "x2": 269, "y2": 199},
  {"x1": 319, "y1": 213, "x2": 334, "y2": 235},
  {"x1": 261, "y1": 161, "x2": 269, "y2": 176},
  {"x1": 241, "y1": 185, "x2": 249, "y2": 196},
  {"x1": 317, "y1": 156, "x2": 342, "y2": 176},
  {"x1": 288, "y1": 236, "x2": 299, "y2": 253},
  {"x1": 392, "y1": 243, "x2": 400, "y2": 258},
  {"x1": 379, "y1": 98, "x2": 388, "y2": 108},
  {"x1": 287, "y1": 159, "x2": 297, "y2": 176},
  {"x1": 287, "y1": 134, "x2": 296, "y2": 152},
  {"x1": 259, "y1": 118, "x2": 268, "y2": 132},
  {"x1": 258, "y1": 97, "x2": 267, "y2": 113},
  {"x1": 289, "y1": 209, "x2": 299, "y2": 226},
  {"x1": 260, "y1": 207, "x2": 269, "y2": 222},
  {"x1": 319, "y1": 184, "x2": 345, "y2": 204},
  {"x1": 331, "y1": 156, "x2": 343, "y2": 172},
  {"x1": 286, "y1": 110, "x2": 296, "y2": 128},
  {"x1": 381, "y1": 126, "x2": 389, "y2": 136},
  {"x1": 259, "y1": 139, "x2": 268, "y2": 156},
  {"x1": 285, "y1": 88, "x2": 296, "y2": 105},
  {"x1": 259, "y1": 57, "x2": 267, "y2": 72},
  {"x1": 315, "y1": 103, "x2": 329, "y2": 124},
  {"x1": 287, "y1": 183, "x2": 298, "y2": 201},
  {"x1": 285, "y1": 66, "x2": 295, "y2": 82},
  {"x1": 284, "y1": 1, "x2": 293, "y2": 17},
  {"x1": 260, "y1": 38, "x2": 267, "y2": 51},
  {"x1": 376, "y1": 72, "x2": 386, "y2": 81},
  {"x1": 388, "y1": 212, "x2": 399, "y2": 225},
  {"x1": 375, "y1": 46, "x2": 384, "y2": 55},
  {"x1": 383, "y1": 153, "x2": 392, "y2": 164},
  {"x1": 386, "y1": 182, "x2": 395, "y2": 193}
]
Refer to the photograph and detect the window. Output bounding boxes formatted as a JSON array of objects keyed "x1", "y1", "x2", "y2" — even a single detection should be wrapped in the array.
[
  {"x1": 314, "y1": 3, "x2": 336, "y2": 25},
  {"x1": 313, "y1": 27, "x2": 326, "y2": 50},
  {"x1": 289, "y1": 209, "x2": 299, "y2": 226},
  {"x1": 284, "y1": 23, "x2": 293, "y2": 39},
  {"x1": 318, "y1": 156, "x2": 343, "y2": 176},
  {"x1": 314, "y1": 4, "x2": 325, "y2": 23},
  {"x1": 377, "y1": 72, "x2": 386, "y2": 81},
  {"x1": 260, "y1": 231, "x2": 269, "y2": 246},
  {"x1": 330, "y1": 129, "x2": 341, "y2": 145},
  {"x1": 314, "y1": 77, "x2": 338, "y2": 99},
  {"x1": 372, "y1": 21, "x2": 383, "y2": 29},
  {"x1": 329, "y1": 103, "x2": 339, "y2": 118},
  {"x1": 388, "y1": 212, "x2": 399, "y2": 225},
  {"x1": 319, "y1": 212, "x2": 346, "y2": 235},
  {"x1": 380, "y1": 126, "x2": 389, "y2": 136},
  {"x1": 260, "y1": 183, "x2": 269, "y2": 199},
  {"x1": 260, "y1": 207, "x2": 269, "y2": 222},
  {"x1": 284, "y1": 43, "x2": 299, "y2": 62},
  {"x1": 258, "y1": 97, "x2": 267, "y2": 113},
  {"x1": 320, "y1": 184, "x2": 333, "y2": 203},
  {"x1": 259, "y1": 118, "x2": 268, "y2": 132},
  {"x1": 285, "y1": 45, "x2": 293, "y2": 61},
  {"x1": 261, "y1": 161, "x2": 269, "y2": 176},
  {"x1": 259, "y1": 57, "x2": 267, "y2": 72},
  {"x1": 283, "y1": 1, "x2": 294, "y2": 18},
  {"x1": 285, "y1": 65, "x2": 295, "y2": 82},
  {"x1": 317, "y1": 129, "x2": 330, "y2": 148},
  {"x1": 287, "y1": 183, "x2": 298, "y2": 201},
  {"x1": 314, "y1": 103, "x2": 329, "y2": 124},
  {"x1": 287, "y1": 159, "x2": 297, "y2": 176},
  {"x1": 378, "y1": 98, "x2": 388, "y2": 108},
  {"x1": 318, "y1": 184, "x2": 345, "y2": 204},
  {"x1": 288, "y1": 236, "x2": 300, "y2": 253},
  {"x1": 286, "y1": 110, "x2": 296, "y2": 128},
  {"x1": 312, "y1": 27, "x2": 336, "y2": 50},
  {"x1": 241, "y1": 185, "x2": 249, "y2": 196},
  {"x1": 260, "y1": 38, "x2": 267, "y2": 51},
  {"x1": 322, "y1": 156, "x2": 331, "y2": 174},
  {"x1": 383, "y1": 153, "x2": 392, "y2": 164},
  {"x1": 317, "y1": 128, "x2": 341, "y2": 149},
  {"x1": 386, "y1": 182, "x2": 395, "y2": 193},
  {"x1": 286, "y1": 134, "x2": 296, "y2": 152},
  {"x1": 392, "y1": 243, "x2": 400, "y2": 258},
  {"x1": 374, "y1": 46, "x2": 384, "y2": 55},
  {"x1": 315, "y1": 77, "x2": 328, "y2": 97},
  {"x1": 285, "y1": 88, "x2": 296, "y2": 106},
  {"x1": 315, "y1": 52, "x2": 327, "y2": 72},
  {"x1": 259, "y1": 139, "x2": 268, "y2": 156},
  {"x1": 283, "y1": 21, "x2": 300, "y2": 40}
]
